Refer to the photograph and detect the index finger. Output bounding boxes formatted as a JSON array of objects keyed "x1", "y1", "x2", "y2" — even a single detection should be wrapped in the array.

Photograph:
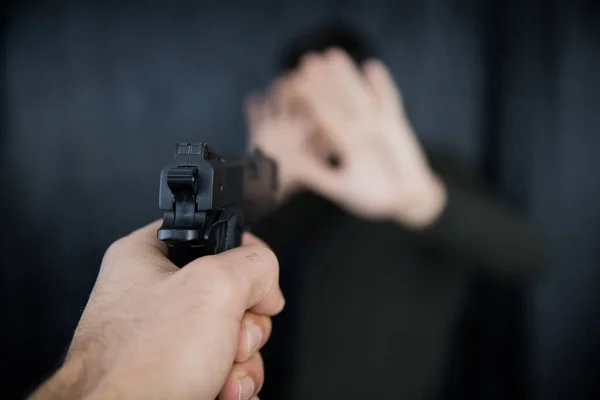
[
  {"x1": 101, "y1": 219, "x2": 178, "y2": 279},
  {"x1": 240, "y1": 231, "x2": 269, "y2": 247}
]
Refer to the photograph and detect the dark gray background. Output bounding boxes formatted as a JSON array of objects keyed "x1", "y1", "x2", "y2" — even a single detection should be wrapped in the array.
[{"x1": 1, "y1": 0, "x2": 599, "y2": 398}]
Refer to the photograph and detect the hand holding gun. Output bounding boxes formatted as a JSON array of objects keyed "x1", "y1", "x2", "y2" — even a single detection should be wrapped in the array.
[{"x1": 157, "y1": 142, "x2": 277, "y2": 267}]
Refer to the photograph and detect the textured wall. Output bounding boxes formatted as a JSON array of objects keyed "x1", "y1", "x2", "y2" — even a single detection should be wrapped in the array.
[{"x1": 1, "y1": 0, "x2": 599, "y2": 398}]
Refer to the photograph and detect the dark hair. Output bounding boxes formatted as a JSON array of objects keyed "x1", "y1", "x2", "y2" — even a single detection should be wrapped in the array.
[{"x1": 277, "y1": 21, "x2": 378, "y2": 73}]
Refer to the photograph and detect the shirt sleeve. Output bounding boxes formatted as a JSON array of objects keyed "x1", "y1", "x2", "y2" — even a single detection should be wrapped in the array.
[{"x1": 415, "y1": 152, "x2": 545, "y2": 280}]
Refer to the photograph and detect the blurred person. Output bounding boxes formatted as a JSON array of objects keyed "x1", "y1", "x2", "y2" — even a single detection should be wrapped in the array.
[
  {"x1": 28, "y1": 221, "x2": 284, "y2": 400},
  {"x1": 248, "y1": 22, "x2": 544, "y2": 399}
]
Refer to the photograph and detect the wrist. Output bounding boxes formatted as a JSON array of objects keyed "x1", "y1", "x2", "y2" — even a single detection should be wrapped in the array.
[
  {"x1": 393, "y1": 173, "x2": 447, "y2": 230},
  {"x1": 28, "y1": 357, "x2": 101, "y2": 400},
  {"x1": 29, "y1": 342, "x2": 118, "y2": 400}
]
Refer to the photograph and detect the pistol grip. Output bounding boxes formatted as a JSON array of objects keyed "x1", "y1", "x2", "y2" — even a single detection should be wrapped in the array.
[
  {"x1": 166, "y1": 243, "x2": 208, "y2": 269},
  {"x1": 210, "y1": 208, "x2": 244, "y2": 254},
  {"x1": 162, "y1": 208, "x2": 244, "y2": 268}
]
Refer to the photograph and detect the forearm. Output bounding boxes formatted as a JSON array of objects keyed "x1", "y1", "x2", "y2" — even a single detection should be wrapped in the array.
[{"x1": 415, "y1": 181, "x2": 545, "y2": 279}]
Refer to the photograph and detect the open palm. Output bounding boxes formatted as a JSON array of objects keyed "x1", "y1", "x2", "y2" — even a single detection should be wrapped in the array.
[{"x1": 287, "y1": 50, "x2": 446, "y2": 228}]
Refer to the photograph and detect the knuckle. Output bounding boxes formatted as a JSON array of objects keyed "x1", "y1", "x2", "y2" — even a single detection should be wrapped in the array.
[
  {"x1": 245, "y1": 244, "x2": 279, "y2": 275},
  {"x1": 245, "y1": 245, "x2": 280, "y2": 307},
  {"x1": 299, "y1": 54, "x2": 325, "y2": 78},
  {"x1": 273, "y1": 294, "x2": 286, "y2": 315},
  {"x1": 326, "y1": 46, "x2": 343, "y2": 60},
  {"x1": 299, "y1": 52, "x2": 318, "y2": 69},
  {"x1": 253, "y1": 352, "x2": 266, "y2": 391},
  {"x1": 102, "y1": 236, "x2": 129, "y2": 263},
  {"x1": 188, "y1": 261, "x2": 237, "y2": 306},
  {"x1": 326, "y1": 47, "x2": 349, "y2": 67}
]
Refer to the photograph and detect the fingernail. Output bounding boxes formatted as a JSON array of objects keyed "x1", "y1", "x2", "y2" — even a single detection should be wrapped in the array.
[
  {"x1": 237, "y1": 376, "x2": 255, "y2": 400},
  {"x1": 246, "y1": 322, "x2": 263, "y2": 354}
]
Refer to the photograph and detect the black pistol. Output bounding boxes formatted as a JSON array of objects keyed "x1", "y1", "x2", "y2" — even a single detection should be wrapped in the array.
[{"x1": 157, "y1": 142, "x2": 277, "y2": 267}]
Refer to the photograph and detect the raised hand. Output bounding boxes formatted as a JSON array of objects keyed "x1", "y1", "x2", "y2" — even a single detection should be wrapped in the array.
[{"x1": 288, "y1": 49, "x2": 447, "y2": 228}]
